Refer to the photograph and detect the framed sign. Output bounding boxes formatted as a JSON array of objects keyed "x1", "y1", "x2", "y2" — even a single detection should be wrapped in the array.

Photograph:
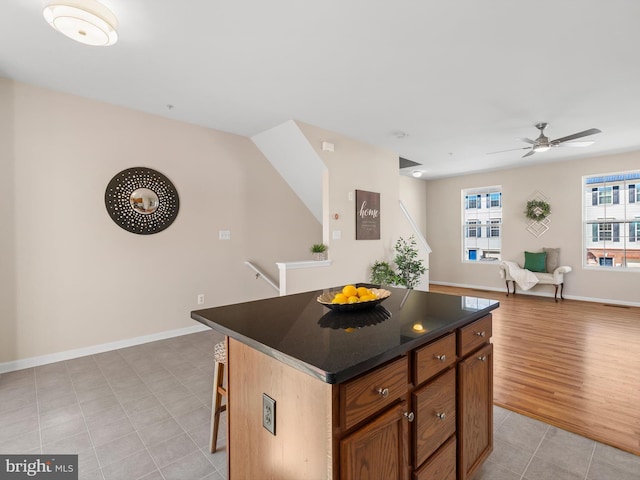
[{"x1": 355, "y1": 190, "x2": 380, "y2": 240}]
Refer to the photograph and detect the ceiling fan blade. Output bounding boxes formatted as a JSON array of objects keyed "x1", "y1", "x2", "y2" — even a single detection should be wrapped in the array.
[
  {"x1": 519, "y1": 138, "x2": 537, "y2": 145},
  {"x1": 522, "y1": 149, "x2": 536, "y2": 158},
  {"x1": 551, "y1": 128, "x2": 601, "y2": 144},
  {"x1": 554, "y1": 141, "x2": 595, "y2": 148},
  {"x1": 487, "y1": 147, "x2": 531, "y2": 155}
]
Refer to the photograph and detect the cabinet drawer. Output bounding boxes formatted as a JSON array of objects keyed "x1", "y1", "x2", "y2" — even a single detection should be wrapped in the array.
[
  {"x1": 413, "y1": 435, "x2": 456, "y2": 480},
  {"x1": 340, "y1": 356, "x2": 408, "y2": 431},
  {"x1": 457, "y1": 314, "x2": 492, "y2": 358},
  {"x1": 412, "y1": 368, "x2": 456, "y2": 467},
  {"x1": 414, "y1": 333, "x2": 456, "y2": 386}
]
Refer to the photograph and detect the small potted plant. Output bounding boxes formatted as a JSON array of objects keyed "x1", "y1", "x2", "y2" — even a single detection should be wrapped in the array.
[{"x1": 310, "y1": 243, "x2": 328, "y2": 261}]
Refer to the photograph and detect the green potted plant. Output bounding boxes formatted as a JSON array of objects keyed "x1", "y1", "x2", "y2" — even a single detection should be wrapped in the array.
[
  {"x1": 393, "y1": 236, "x2": 426, "y2": 289},
  {"x1": 310, "y1": 243, "x2": 328, "y2": 261},
  {"x1": 370, "y1": 260, "x2": 398, "y2": 286},
  {"x1": 370, "y1": 235, "x2": 427, "y2": 289}
]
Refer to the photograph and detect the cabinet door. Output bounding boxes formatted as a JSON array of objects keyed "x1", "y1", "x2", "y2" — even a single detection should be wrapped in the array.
[
  {"x1": 457, "y1": 343, "x2": 493, "y2": 480},
  {"x1": 412, "y1": 368, "x2": 456, "y2": 468},
  {"x1": 340, "y1": 402, "x2": 410, "y2": 480},
  {"x1": 413, "y1": 435, "x2": 456, "y2": 480}
]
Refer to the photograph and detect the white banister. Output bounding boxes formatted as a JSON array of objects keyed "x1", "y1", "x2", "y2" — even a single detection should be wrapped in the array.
[
  {"x1": 244, "y1": 261, "x2": 280, "y2": 293},
  {"x1": 399, "y1": 200, "x2": 432, "y2": 253}
]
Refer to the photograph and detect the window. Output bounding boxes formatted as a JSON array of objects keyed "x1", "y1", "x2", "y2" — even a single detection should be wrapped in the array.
[
  {"x1": 466, "y1": 220, "x2": 480, "y2": 238},
  {"x1": 596, "y1": 223, "x2": 612, "y2": 242},
  {"x1": 599, "y1": 257, "x2": 614, "y2": 267},
  {"x1": 462, "y1": 186, "x2": 502, "y2": 262},
  {"x1": 490, "y1": 219, "x2": 501, "y2": 237},
  {"x1": 465, "y1": 194, "x2": 481, "y2": 209},
  {"x1": 630, "y1": 222, "x2": 640, "y2": 243},
  {"x1": 584, "y1": 171, "x2": 640, "y2": 269}
]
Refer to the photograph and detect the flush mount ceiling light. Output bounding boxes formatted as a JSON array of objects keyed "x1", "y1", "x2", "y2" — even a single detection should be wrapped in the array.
[
  {"x1": 43, "y1": 0, "x2": 118, "y2": 46},
  {"x1": 412, "y1": 170, "x2": 423, "y2": 178}
]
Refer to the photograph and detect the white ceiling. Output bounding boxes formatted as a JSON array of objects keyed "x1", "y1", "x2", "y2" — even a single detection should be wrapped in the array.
[{"x1": 2, "y1": 0, "x2": 640, "y2": 179}]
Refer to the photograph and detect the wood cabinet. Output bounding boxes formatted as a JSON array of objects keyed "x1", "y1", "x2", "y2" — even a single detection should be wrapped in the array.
[
  {"x1": 409, "y1": 315, "x2": 493, "y2": 480},
  {"x1": 458, "y1": 342, "x2": 493, "y2": 480},
  {"x1": 340, "y1": 357, "x2": 408, "y2": 431},
  {"x1": 340, "y1": 402, "x2": 410, "y2": 480},
  {"x1": 414, "y1": 436, "x2": 457, "y2": 480},
  {"x1": 225, "y1": 314, "x2": 493, "y2": 480},
  {"x1": 412, "y1": 368, "x2": 456, "y2": 467},
  {"x1": 340, "y1": 315, "x2": 493, "y2": 480}
]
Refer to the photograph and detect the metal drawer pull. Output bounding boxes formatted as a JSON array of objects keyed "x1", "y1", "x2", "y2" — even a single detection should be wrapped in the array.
[
  {"x1": 478, "y1": 355, "x2": 487, "y2": 362},
  {"x1": 434, "y1": 354, "x2": 446, "y2": 362},
  {"x1": 436, "y1": 412, "x2": 446, "y2": 420},
  {"x1": 474, "y1": 331, "x2": 486, "y2": 337},
  {"x1": 377, "y1": 387, "x2": 389, "y2": 398},
  {"x1": 403, "y1": 411, "x2": 415, "y2": 422}
]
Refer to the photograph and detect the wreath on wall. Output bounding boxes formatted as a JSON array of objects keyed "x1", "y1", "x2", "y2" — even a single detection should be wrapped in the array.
[{"x1": 525, "y1": 199, "x2": 551, "y2": 221}]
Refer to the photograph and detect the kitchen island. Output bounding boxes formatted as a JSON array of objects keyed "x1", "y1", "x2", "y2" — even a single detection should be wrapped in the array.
[{"x1": 192, "y1": 286, "x2": 499, "y2": 480}]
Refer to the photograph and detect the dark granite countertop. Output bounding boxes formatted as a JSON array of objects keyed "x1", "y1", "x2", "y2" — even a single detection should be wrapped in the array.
[{"x1": 191, "y1": 286, "x2": 499, "y2": 384}]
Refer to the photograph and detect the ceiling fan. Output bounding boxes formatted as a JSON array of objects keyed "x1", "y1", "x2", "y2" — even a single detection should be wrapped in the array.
[{"x1": 489, "y1": 123, "x2": 602, "y2": 158}]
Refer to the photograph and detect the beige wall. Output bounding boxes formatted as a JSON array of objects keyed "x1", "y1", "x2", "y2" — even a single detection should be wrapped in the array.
[
  {"x1": 279, "y1": 123, "x2": 430, "y2": 294},
  {"x1": 1, "y1": 79, "x2": 322, "y2": 364},
  {"x1": 425, "y1": 151, "x2": 640, "y2": 304},
  {"x1": 0, "y1": 78, "x2": 17, "y2": 362},
  {"x1": 281, "y1": 122, "x2": 402, "y2": 292}
]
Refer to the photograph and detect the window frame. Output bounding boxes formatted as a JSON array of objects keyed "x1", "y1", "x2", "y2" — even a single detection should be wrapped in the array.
[
  {"x1": 583, "y1": 170, "x2": 640, "y2": 270},
  {"x1": 462, "y1": 185, "x2": 502, "y2": 264}
]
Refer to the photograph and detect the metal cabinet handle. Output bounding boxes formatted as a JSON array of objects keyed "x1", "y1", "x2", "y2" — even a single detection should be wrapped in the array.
[
  {"x1": 403, "y1": 411, "x2": 415, "y2": 422},
  {"x1": 478, "y1": 355, "x2": 487, "y2": 362},
  {"x1": 474, "y1": 331, "x2": 486, "y2": 337},
  {"x1": 377, "y1": 387, "x2": 389, "y2": 398},
  {"x1": 436, "y1": 412, "x2": 446, "y2": 420},
  {"x1": 434, "y1": 354, "x2": 446, "y2": 362}
]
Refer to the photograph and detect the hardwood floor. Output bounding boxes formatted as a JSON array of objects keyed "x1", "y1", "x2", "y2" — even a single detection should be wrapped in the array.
[{"x1": 430, "y1": 284, "x2": 640, "y2": 456}]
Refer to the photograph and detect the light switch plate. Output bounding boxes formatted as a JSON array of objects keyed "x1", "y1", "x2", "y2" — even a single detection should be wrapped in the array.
[{"x1": 262, "y1": 393, "x2": 276, "y2": 435}]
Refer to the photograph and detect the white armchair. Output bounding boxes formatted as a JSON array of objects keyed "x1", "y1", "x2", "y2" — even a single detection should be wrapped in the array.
[{"x1": 499, "y1": 252, "x2": 572, "y2": 302}]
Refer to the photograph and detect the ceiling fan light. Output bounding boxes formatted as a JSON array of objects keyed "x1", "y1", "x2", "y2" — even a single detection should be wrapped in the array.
[
  {"x1": 534, "y1": 145, "x2": 550, "y2": 153},
  {"x1": 43, "y1": 0, "x2": 118, "y2": 46}
]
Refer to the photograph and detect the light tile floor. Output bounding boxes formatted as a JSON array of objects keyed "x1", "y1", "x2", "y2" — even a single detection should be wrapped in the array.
[{"x1": 1, "y1": 330, "x2": 638, "y2": 480}]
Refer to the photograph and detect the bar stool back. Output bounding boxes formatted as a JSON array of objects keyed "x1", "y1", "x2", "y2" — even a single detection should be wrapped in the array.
[{"x1": 210, "y1": 340, "x2": 227, "y2": 452}]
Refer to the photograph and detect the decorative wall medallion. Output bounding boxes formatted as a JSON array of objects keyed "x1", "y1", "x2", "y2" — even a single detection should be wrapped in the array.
[
  {"x1": 526, "y1": 191, "x2": 551, "y2": 238},
  {"x1": 105, "y1": 167, "x2": 179, "y2": 235}
]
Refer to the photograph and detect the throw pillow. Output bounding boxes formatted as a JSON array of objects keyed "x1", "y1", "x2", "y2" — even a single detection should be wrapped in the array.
[
  {"x1": 543, "y1": 247, "x2": 560, "y2": 273},
  {"x1": 524, "y1": 251, "x2": 547, "y2": 273}
]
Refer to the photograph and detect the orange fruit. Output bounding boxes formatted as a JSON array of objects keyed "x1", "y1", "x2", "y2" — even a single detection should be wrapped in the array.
[
  {"x1": 356, "y1": 287, "x2": 370, "y2": 297},
  {"x1": 332, "y1": 293, "x2": 348, "y2": 304},
  {"x1": 347, "y1": 296, "x2": 359, "y2": 304},
  {"x1": 342, "y1": 285, "x2": 357, "y2": 297}
]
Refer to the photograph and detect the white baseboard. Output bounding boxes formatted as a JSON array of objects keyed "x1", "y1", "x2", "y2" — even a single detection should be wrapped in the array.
[
  {"x1": 429, "y1": 281, "x2": 640, "y2": 308},
  {"x1": 0, "y1": 324, "x2": 210, "y2": 374}
]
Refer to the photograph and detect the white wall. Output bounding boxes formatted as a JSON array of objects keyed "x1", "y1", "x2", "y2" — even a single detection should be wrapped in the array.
[
  {"x1": 425, "y1": 151, "x2": 640, "y2": 304},
  {"x1": 1, "y1": 79, "x2": 321, "y2": 364}
]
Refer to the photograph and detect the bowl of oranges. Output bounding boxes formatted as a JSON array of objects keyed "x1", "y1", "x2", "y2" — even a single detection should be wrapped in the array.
[{"x1": 317, "y1": 284, "x2": 391, "y2": 312}]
